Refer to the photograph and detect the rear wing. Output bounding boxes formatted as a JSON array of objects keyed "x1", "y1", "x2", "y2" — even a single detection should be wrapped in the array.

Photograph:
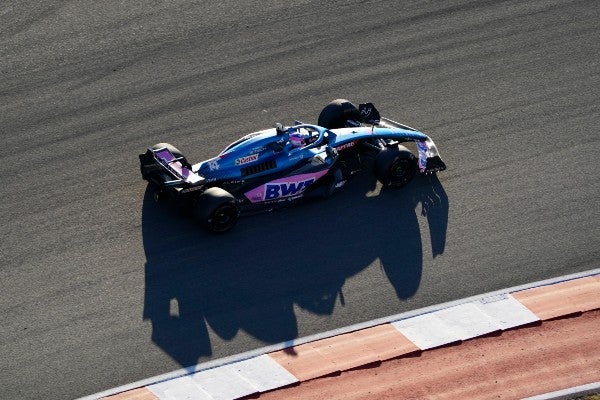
[{"x1": 140, "y1": 147, "x2": 205, "y2": 187}]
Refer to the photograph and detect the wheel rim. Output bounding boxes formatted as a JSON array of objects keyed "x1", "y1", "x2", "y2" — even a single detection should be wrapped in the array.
[
  {"x1": 210, "y1": 204, "x2": 238, "y2": 232},
  {"x1": 390, "y1": 158, "x2": 411, "y2": 185}
]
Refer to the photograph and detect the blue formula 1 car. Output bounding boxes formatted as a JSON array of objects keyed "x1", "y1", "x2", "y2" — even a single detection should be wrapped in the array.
[{"x1": 139, "y1": 99, "x2": 446, "y2": 232}]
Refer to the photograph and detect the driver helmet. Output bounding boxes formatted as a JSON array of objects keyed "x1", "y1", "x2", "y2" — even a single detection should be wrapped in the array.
[{"x1": 289, "y1": 129, "x2": 307, "y2": 148}]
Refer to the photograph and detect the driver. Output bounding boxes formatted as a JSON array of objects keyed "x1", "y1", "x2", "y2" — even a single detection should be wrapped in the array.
[{"x1": 289, "y1": 128, "x2": 311, "y2": 148}]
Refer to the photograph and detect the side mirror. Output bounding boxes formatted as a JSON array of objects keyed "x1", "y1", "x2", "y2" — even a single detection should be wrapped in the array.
[{"x1": 275, "y1": 123, "x2": 286, "y2": 135}]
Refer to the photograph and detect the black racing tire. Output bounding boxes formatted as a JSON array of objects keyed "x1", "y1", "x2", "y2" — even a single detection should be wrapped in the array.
[
  {"x1": 153, "y1": 190, "x2": 168, "y2": 202},
  {"x1": 194, "y1": 187, "x2": 239, "y2": 233},
  {"x1": 317, "y1": 99, "x2": 361, "y2": 129},
  {"x1": 374, "y1": 146, "x2": 418, "y2": 188}
]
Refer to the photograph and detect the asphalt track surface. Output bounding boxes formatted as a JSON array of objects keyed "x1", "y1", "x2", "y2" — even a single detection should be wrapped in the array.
[{"x1": 1, "y1": 1, "x2": 598, "y2": 399}]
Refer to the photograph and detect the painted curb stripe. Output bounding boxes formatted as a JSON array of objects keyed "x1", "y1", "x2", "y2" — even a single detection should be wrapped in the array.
[
  {"x1": 268, "y1": 342, "x2": 338, "y2": 381},
  {"x1": 513, "y1": 276, "x2": 600, "y2": 320},
  {"x1": 146, "y1": 355, "x2": 299, "y2": 400},
  {"x1": 104, "y1": 387, "x2": 157, "y2": 400},
  {"x1": 230, "y1": 355, "x2": 298, "y2": 392},
  {"x1": 148, "y1": 375, "x2": 213, "y2": 400},
  {"x1": 300, "y1": 331, "x2": 381, "y2": 371},
  {"x1": 473, "y1": 294, "x2": 539, "y2": 330},
  {"x1": 98, "y1": 271, "x2": 600, "y2": 400},
  {"x1": 349, "y1": 323, "x2": 420, "y2": 362},
  {"x1": 187, "y1": 365, "x2": 257, "y2": 400},
  {"x1": 392, "y1": 296, "x2": 540, "y2": 351},
  {"x1": 392, "y1": 312, "x2": 462, "y2": 350},
  {"x1": 430, "y1": 302, "x2": 502, "y2": 338},
  {"x1": 267, "y1": 324, "x2": 419, "y2": 379}
]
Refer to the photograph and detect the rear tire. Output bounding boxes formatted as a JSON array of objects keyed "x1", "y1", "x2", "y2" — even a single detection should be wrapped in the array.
[
  {"x1": 374, "y1": 146, "x2": 418, "y2": 188},
  {"x1": 317, "y1": 99, "x2": 361, "y2": 129},
  {"x1": 194, "y1": 187, "x2": 239, "y2": 233},
  {"x1": 153, "y1": 190, "x2": 168, "y2": 202}
]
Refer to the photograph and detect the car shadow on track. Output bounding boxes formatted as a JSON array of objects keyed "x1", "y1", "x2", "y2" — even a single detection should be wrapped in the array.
[{"x1": 141, "y1": 173, "x2": 448, "y2": 367}]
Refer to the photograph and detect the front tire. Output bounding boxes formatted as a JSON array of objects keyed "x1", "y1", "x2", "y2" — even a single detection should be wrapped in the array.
[
  {"x1": 194, "y1": 187, "x2": 239, "y2": 233},
  {"x1": 374, "y1": 146, "x2": 418, "y2": 188}
]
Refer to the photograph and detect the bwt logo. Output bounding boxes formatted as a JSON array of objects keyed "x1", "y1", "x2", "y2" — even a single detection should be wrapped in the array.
[{"x1": 265, "y1": 178, "x2": 315, "y2": 200}]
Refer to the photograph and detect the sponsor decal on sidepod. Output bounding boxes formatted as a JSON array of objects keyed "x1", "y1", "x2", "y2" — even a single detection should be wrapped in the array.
[
  {"x1": 235, "y1": 153, "x2": 259, "y2": 165},
  {"x1": 244, "y1": 171, "x2": 328, "y2": 203}
]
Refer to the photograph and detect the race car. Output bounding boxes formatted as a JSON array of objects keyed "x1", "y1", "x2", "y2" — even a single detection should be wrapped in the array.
[{"x1": 139, "y1": 99, "x2": 446, "y2": 233}]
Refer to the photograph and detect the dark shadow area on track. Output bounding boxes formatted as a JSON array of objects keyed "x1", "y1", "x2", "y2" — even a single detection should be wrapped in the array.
[{"x1": 142, "y1": 172, "x2": 447, "y2": 367}]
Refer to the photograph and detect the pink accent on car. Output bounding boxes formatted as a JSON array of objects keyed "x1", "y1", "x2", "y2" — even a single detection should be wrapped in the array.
[
  {"x1": 244, "y1": 170, "x2": 329, "y2": 203},
  {"x1": 154, "y1": 149, "x2": 203, "y2": 184},
  {"x1": 416, "y1": 141, "x2": 428, "y2": 173}
]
